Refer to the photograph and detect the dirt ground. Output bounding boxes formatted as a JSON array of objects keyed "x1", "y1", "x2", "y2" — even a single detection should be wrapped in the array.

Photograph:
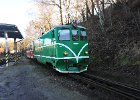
[
  {"x1": 0, "y1": 57, "x2": 127, "y2": 100},
  {"x1": 0, "y1": 57, "x2": 88, "y2": 100}
]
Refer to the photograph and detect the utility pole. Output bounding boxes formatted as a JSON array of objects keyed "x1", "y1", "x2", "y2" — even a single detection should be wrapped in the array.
[
  {"x1": 4, "y1": 32, "x2": 8, "y2": 67},
  {"x1": 14, "y1": 38, "x2": 17, "y2": 62}
]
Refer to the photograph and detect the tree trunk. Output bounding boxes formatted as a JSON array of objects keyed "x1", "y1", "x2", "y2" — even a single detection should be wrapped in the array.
[
  {"x1": 81, "y1": 9, "x2": 85, "y2": 22},
  {"x1": 86, "y1": 0, "x2": 92, "y2": 20},
  {"x1": 59, "y1": 0, "x2": 63, "y2": 25},
  {"x1": 102, "y1": 0, "x2": 105, "y2": 15},
  {"x1": 86, "y1": 0, "x2": 89, "y2": 20},
  {"x1": 91, "y1": 0, "x2": 95, "y2": 16}
]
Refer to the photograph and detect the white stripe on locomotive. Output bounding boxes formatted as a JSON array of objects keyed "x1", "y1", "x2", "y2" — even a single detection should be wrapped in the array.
[{"x1": 34, "y1": 43, "x2": 89, "y2": 63}]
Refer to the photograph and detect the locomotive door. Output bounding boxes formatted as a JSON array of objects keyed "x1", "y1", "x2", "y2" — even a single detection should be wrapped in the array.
[{"x1": 51, "y1": 30, "x2": 55, "y2": 57}]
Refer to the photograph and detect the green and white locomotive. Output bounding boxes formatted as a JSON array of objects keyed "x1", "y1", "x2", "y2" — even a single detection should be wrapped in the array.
[{"x1": 33, "y1": 24, "x2": 89, "y2": 73}]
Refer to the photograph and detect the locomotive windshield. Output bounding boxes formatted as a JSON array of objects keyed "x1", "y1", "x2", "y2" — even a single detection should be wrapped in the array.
[
  {"x1": 72, "y1": 30, "x2": 79, "y2": 41},
  {"x1": 80, "y1": 30, "x2": 87, "y2": 40},
  {"x1": 58, "y1": 28, "x2": 87, "y2": 41},
  {"x1": 58, "y1": 29, "x2": 70, "y2": 40}
]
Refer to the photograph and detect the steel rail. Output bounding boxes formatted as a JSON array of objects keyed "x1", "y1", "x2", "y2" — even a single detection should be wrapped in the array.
[{"x1": 69, "y1": 73, "x2": 140, "y2": 100}]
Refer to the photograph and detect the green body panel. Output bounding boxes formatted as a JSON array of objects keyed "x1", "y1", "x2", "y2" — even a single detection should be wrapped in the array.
[
  {"x1": 33, "y1": 25, "x2": 89, "y2": 73},
  {"x1": 56, "y1": 41, "x2": 87, "y2": 57}
]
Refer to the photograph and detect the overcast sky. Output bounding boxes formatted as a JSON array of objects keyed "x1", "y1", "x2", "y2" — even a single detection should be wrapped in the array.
[{"x1": 0, "y1": 0, "x2": 34, "y2": 37}]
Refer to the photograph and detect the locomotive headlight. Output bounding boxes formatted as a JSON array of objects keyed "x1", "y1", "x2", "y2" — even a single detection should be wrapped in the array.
[
  {"x1": 85, "y1": 51, "x2": 88, "y2": 55},
  {"x1": 64, "y1": 51, "x2": 68, "y2": 56}
]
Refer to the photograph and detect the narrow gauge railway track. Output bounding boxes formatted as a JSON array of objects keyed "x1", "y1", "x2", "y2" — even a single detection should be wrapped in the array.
[{"x1": 69, "y1": 73, "x2": 140, "y2": 100}]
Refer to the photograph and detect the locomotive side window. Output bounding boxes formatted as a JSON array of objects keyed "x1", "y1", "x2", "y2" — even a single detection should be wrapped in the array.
[
  {"x1": 58, "y1": 30, "x2": 70, "y2": 40},
  {"x1": 72, "y1": 30, "x2": 79, "y2": 41},
  {"x1": 80, "y1": 30, "x2": 87, "y2": 40}
]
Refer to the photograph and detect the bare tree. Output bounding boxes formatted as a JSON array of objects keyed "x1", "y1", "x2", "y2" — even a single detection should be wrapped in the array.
[
  {"x1": 86, "y1": 0, "x2": 96, "y2": 19},
  {"x1": 36, "y1": 0, "x2": 63, "y2": 24}
]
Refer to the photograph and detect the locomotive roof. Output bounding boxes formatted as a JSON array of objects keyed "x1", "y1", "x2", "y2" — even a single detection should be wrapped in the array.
[
  {"x1": 0, "y1": 23, "x2": 23, "y2": 39},
  {"x1": 55, "y1": 24, "x2": 86, "y2": 29}
]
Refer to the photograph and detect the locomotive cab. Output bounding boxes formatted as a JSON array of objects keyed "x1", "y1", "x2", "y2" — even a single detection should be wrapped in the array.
[{"x1": 54, "y1": 25, "x2": 89, "y2": 73}]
